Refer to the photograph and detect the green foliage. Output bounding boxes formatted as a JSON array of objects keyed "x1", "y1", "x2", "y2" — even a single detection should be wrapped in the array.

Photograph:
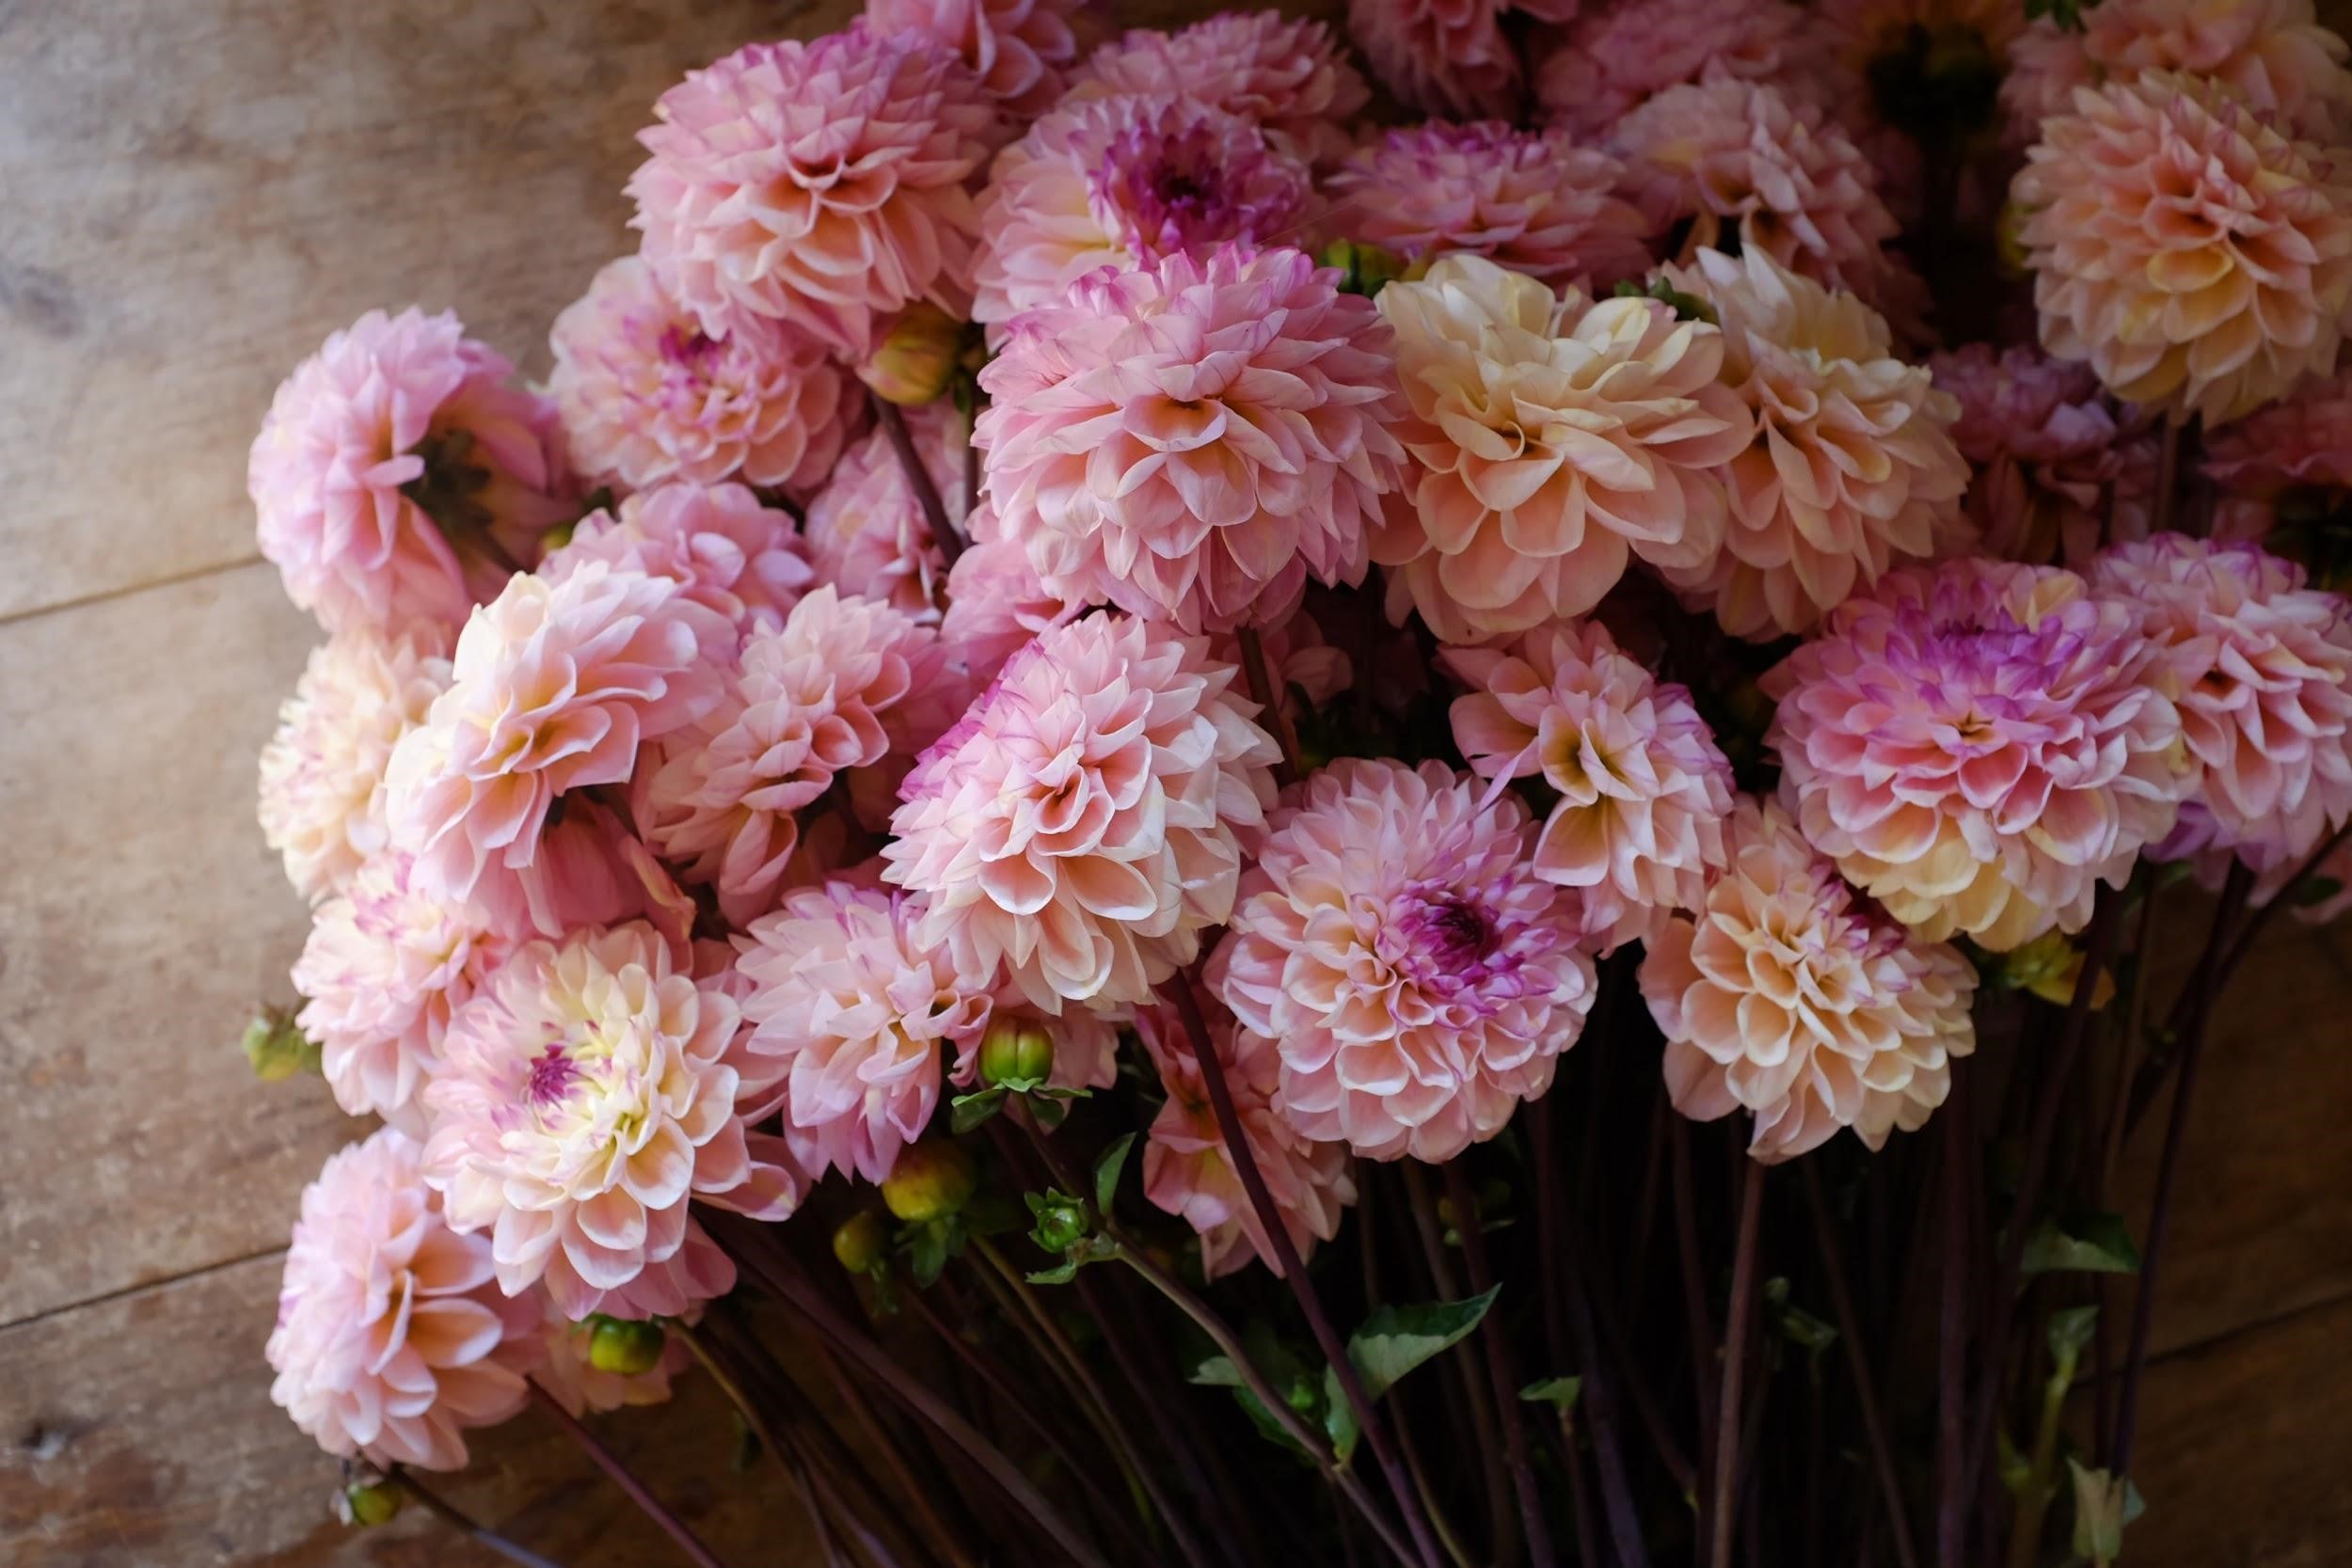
[{"x1": 2020, "y1": 1212, "x2": 2142, "y2": 1277}]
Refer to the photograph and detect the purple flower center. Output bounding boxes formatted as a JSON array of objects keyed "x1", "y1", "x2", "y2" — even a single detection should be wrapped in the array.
[
  {"x1": 528, "y1": 1043, "x2": 580, "y2": 1107},
  {"x1": 1091, "y1": 121, "x2": 1307, "y2": 262}
]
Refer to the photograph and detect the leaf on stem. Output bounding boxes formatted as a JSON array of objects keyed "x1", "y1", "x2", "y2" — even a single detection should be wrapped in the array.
[{"x1": 2020, "y1": 1213, "x2": 2142, "y2": 1278}]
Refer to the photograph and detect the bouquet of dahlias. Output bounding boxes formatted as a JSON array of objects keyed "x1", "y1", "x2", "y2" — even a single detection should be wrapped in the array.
[{"x1": 242, "y1": 1, "x2": 2352, "y2": 1564}]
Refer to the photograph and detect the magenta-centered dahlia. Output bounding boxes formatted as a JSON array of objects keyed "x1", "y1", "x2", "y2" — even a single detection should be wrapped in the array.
[
  {"x1": 1931, "y1": 344, "x2": 2155, "y2": 568},
  {"x1": 628, "y1": 25, "x2": 1002, "y2": 356},
  {"x1": 977, "y1": 245, "x2": 1404, "y2": 633},
  {"x1": 1767, "y1": 559, "x2": 2193, "y2": 950},
  {"x1": 1065, "y1": 13, "x2": 1371, "y2": 169},
  {"x1": 1536, "y1": 0, "x2": 1830, "y2": 138},
  {"x1": 866, "y1": 0, "x2": 1089, "y2": 116},
  {"x1": 545, "y1": 482, "x2": 814, "y2": 638},
  {"x1": 1209, "y1": 757, "x2": 1597, "y2": 1163},
  {"x1": 804, "y1": 404, "x2": 967, "y2": 625},
  {"x1": 885, "y1": 613, "x2": 1280, "y2": 1010}
]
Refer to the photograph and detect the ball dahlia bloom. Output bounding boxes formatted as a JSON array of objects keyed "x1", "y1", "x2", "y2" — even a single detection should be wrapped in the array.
[
  {"x1": 977, "y1": 245, "x2": 1404, "y2": 634},
  {"x1": 2013, "y1": 72, "x2": 2352, "y2": 428},
  {"x1": 628, "y1": 25, "x2": 1002, "y2": 356},
  {"x1": 386, "y1": 562, "x2": 733, "y2": 904},
  {"x1": 1063, "y1": 13, "x2": 1371, "y2": 169},
  {"x1": 884, "y1": 613, "x2": 1280, "y2": 1010},
  {"x1": 1766, "y1": 559, "x2": 2193, "y2": 950},
  {"x1": 258, "y1": 625, "x2": 451, "y2": 903},
  {"x1": 804, "y1": 404, "x2": 968, "y2": 625},
  {"x1": 1931, "y1": 344, "x2": 2157, "y2": 568},
  {"x1": 250, "y1": 308, "x2": 571, "y2": 636},
  {"x1": 1134, "y1": 989, "x2": 1355, "y2": 1280},
  {"x1": 423, "y1": 922, "x2": 798, "y2": 1321},
  {"x1": 267, "y1": 1129, "x2": 534, "y2": 1470},
  {"x1": 972, "y1": 95, "x2": 1314, "y2": 326},
  {"x1": 2201, "y1": 367, "x2": 2352, "y2": 559},
  {"x1": 545, "y1": 482, "x2": 815, "y2": 637},
  {"x1": 1324, "y1": 123, "x2": 1653, "y2": 293},
  {"x1": 1345, "y1": 0, "x2": 1577, "y2": 119},
  {"x1": 1655, "y1": 246, "x2": 1970, "y2": 640},
  {"x1": 935, "y1": 531, "x2": 1090, "y2": 686},
  {"x1": 1445, "y1": 620, "x2": 1734, "y2": 951},
  {"x1": 866, "y1": 0, "x2": 1089, "y2": 116},
  {"x1": 1535, "y1": 0, "x2": 1830, "y2": 138},
  {"x1": 1371, "y1": 254, "x2": 1753, "y2": 642},
  {"x1": 1639, "y1": 798, "x2": 1979, "y2": 1163},
  {"x1": 1208, "y1": 757, "x2": 1597, "y2": 1163}
]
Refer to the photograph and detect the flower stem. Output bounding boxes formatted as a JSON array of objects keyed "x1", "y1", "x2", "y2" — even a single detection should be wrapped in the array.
[
  {"x1": 1440, "y1": 1161, "x2": 1556, "y2": 1568},
  {"x1": 1800, "y1": 1162, "x2": 1921, "y2": 1568},
  {"x1": 1934, "y1": 1082, "x2": 1972, "y2": 1568},
  {"x1": 672, "y1": 1321, "x2": 851, "y2": 1568},
  {"x1": 390, "y1": 1468, "x2": 570, "y2": 1568},
  {"x1": 871, "y1": 393, "x2": 966, "y2": 567},
  {"x1": 528, "y1": 1379, "x2": 730, "y2": 1568},
  {"x1": 1710, "y1": 1162, "x2": 1766, "y2": 1568},
  {"x1": 1398, "y1": 1161, "x2": 1516, "y2": 1564},
  {"x1": 1233, "y1": 625, "x2": 1303, "y2": 786}
]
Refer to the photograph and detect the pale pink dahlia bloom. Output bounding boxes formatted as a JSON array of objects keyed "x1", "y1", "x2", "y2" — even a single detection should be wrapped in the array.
[
  {"x1": 386, "y1": 562, "x2": 733, "y2": 904},
  {"x1": 867, "y1": 0, "x2": 1089, "y2": 116},
  {"x1": 424, "y1": 922, "x2": 797, "y2": 1321},
  {"x1": 885, "y1": 613, "x2": 1280, "y2": 1010},
  {"x1": 977, "y1": 245, "x2": 1404, "y2": 633},
  {"x1": 1064, "y1": 13, "x2": 1371, "y2": 169},
  {"x1": 267, "y1": 1129, "x2": 534, "y2": 1471},
  {"x1": 804, "y1": 404, "x2": 968, "y2": 625},
  {"x1": 1371, "y1": 254, "x2": 1753, "y2": 641},
  {"x1": 259, "y1": 626, "x2": 451, "y2": 903},
  {"x1": 1536, "y1": 0, "x2": 1829, "y2": 138},
  {"x1": 1639, "y1": 798, "x2": 1979, "y2": 1163},
  {"x1": 251, "y1": 308, "x2": 571, "y2": 636},
  {"x1": 1931, "y1": 344, "x2": 2157, "y2": 569},
  {"x1": 935, "y1": 530, "x2": 1090, "y2": 686},
  {"x1": 1208, "y1": 757, "x2": 1597, "y2": 1163},
  {"x1": 476, "y1": 798, "x2": 698, "y2": 953},
  {"x1": 628, "y1": 25, "x2": 1001, "y2": 356},
  {"x1": 1655, "y1": 246, "x2": 1970, "y2": 640},
  {"x1": 1766, "y1": 560, "x2": 2193, "y2": 950},
  {"x1": 2014, "y1": 72, "x2": 2352, "y2": 427},
  {"x1": 1445, "y1": 620, "x2": 1734, "y2": 951},
  {"x1": 972, "y1": 95, "x2": 1314, "y2": 327},
  {"x1": 530, "y1": 1289, "x2": 688, "y2": 1418},
  {"x1": 1346, "y1": 0, "x2": 1578, "y2": 119},
  {"x1": 1135, "y1": 989, "x2": 1355, "y2": 1280},
  {"x1": 1324, "y1": 123, "x2": 1653, "y2": 292},
  {"x1": 545, "y1": 482, "x2": 814, "y2": 637},
  {"x1": 2201, "y1": 368, "x2": 2352, "y2": 548}
]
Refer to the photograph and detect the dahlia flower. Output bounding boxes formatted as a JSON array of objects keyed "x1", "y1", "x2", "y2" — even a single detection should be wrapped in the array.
[
  {"x1": 1324, "y1": 123, "x2": 1652, "y2": 292},
  {"x1": 2013, "y1": 72, "x2": 2352, "y2": 428},
  {"x1": 804, "y1": 404, "x2": 967, "y2": 624},
  {"x1": 250, "y1": 308, "x2": 571, "y2": 636},
  {"x1": 531, "y1": 1291, "x2": 688, "y2": 1418},
  {"x1": 1639, "y1": 798, "x2": 1979, "y2": 1163},
  {"x1": 1208, "y1": 757, "x2": 1597, "y2": 1163},
  {"x1": 628, "y1": 25, "x2": 1001, "y2": 356},
  {"x1": 935, "y1": 530, "x2": 1090, "y2": 686},
  {"x1": 267, "y1": 1129, "x2": 534, "y2": 1470},
  {"x1": 1655, "y1": 246, "x2": 1970, "y2": 640},
  {"x1": 1535, "y1": 0, "x2": 1830, "y2": 138},
  {"x1": 1134, "y1": 989, "x2": 1355, "y2": 1279},
  {"x1": 423, "y1": 922, "x2": 797, "y2": 1320},
  {"x1": 972, "y1": 95, "x2": 1314, "y2": 326},
  {"x1": 258, "y1": 626, "x2": 451, "y2": 903},
  {"x1": 1766, "y1": 559, "x2": 2192, "y2": 950},
  {"x1": 1445, "y1": 620, "x2": 1734, "y2": 951},
  {"x1": 473, "y1": 798, "x2": 698, "y2": 953},
  {"x1": 1371, "y1": 254, "x2": 1753, "y2": 642},
  {"x1": 885, "y1": 613, "x2": 1280, "y2": 1010},
  {"x1": 1063, "y1": 13, "x2": 1371, "y2": 168},
  {"x1": 867, "y1": 0, "x2": 1089, "y2": 115},
  {"x1": 386, "y1": 562, "x2": 733, "y2": 903},
  {"x1": 1345, "y1": 0, "x2": 1578, "y2": 119},
  {"x1": 2201, "y1": 368, "x2": 2352, "y2": 561},
  {"x1": 977, "y1": 245, "x2": 1404, "y2": 633},
  {"x1": 1931, "y1": 344, "x2": 2157, "y2": 568},
  {"x1": 545, "y1": 482, "x2": 814, "y2": 637}
]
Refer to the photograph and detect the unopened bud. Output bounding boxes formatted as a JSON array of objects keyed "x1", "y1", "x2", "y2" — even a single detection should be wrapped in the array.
[
  {"x1": 341, "y1": 1480, "x2": 403, "y2": 1528},
  {"x1": 586, "y1": 1314, "x2": 667, "y2": 1376},
  {"x1": 242, "y1": 1005, "x2": 321, "y2": 1083},
  {"x1": 1995, "y1": 201, "x2": 2033, "y2": 279},
  {"x1": 979, "y1": 1017, "x2": 1055, "y2": 1086},
  {"x1": 859, "y1": 302, "x2": 967, "y2": 406},
  {"x1": 1319, "y1": 239, "x2": 1409, "y2": 298},
  {"x1": 833, "y1": 1210, "x2": 888, "y2": 1274},
  {"x1": 882, "y1": 1140, "x2": 977, "y2": 1223},
  {"x1": 1029, "y1": 1192, "x2": 1089, "y2": 1255}
]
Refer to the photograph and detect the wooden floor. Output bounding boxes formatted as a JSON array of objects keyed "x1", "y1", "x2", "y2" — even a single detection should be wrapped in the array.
[{"x1": 3, "y1": 3, "x2": 2348, "y2": 1564}]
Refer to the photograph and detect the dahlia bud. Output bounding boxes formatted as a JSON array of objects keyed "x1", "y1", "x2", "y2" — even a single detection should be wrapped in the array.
[
  {"x1": 1028, "y1": 1190, "x2": 1089, "y2": 1255},
  {"x1": 1994, "y1": 201, "x2": 2031, "y2": 280},
  {"x1": 833, "y1": 1210, "x2": 889, "y2": 1274},
  {"x1": 1994, "y1": 930, "x2": 2117, "y2": 1010},
  {"x1": 978, "y1": 1017, "x2": 1055, "y2": 1086},
  {"x1": 242, "y1": 1004, "x2": 321, "y2": 1083},
  {"x1": 340, "y1": 1480, "x2": 403, "y2": 1528},
  {"x1": 858, "y1": 302, "x2": 968, "y2": 406},
  {"x1": 1319, "y1": 239, "x2": 1409, "y2": 298},
  {"x1": 586, "y1": 1314, "x2": 667, "y2": 1376},
  {"x1": 882, "y1": 1140, "x2": 977, "y2": 1223}
]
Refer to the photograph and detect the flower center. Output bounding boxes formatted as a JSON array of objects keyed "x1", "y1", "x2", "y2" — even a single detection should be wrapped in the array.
[{"x1": 528, "y1": 1043, "x2": 580, "y2": 1107}]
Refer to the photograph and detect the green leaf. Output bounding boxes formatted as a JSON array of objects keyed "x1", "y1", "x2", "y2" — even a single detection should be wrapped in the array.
[
  {"x1": 902, "y1": 1217, "x2": 961, "y2": 1288},
  {"x1": 1094, "y1": 1132, "x2": 1136, "y2": 1213},
  {"x1": 949, "y1": 1085, "x2": 1008, "y2": 1133},
  {"x1": 1777, "y1": 1304, "x2": 1840, "y2": 1356},
  {"x1": 2068, "y1": 1459, "x2": 2145, "y2": 1560},
  {"x1": 2046, "y1": 1305, "x2": 2099, "y2": 1368},
  {"x1": 1026, "y1": 1259, "x2": 1079, "y2": 1286},
  {"x1": 1346, "y1": 1288, "x2": 1501, "y2": 1400},
  {"x1": 2021, "y1": 1213, "x2": 2142, "y2": 1278},
  {"x1": 1195, "y1": 1346, "x2": 1322, "y2": 1458},
  {"x1": 1519, "y1": 1376, "x2": 1582, "y2": 1411}
]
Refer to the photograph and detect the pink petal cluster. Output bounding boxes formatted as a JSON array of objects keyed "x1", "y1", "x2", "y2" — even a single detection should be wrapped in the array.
[
  {"x1": 1931, "y1": 344, "x2": 2157, "y2": 568},
  {"x1": 1766, "y1": 559, "x2": 2192, "y2": 950},
  {"x1": 866, "y1": 0, "x2": 1089, "y2": 116},
  {"x1": 1324, "y1": 123, "x2": 1653, "y2": 292},
  {"x1": 1639, "y1": 798, "x2": 1979, "y2": 1163},
  {"x1": 628, "y1": 25, "x2": 1002, "y2": 356},
  {"x1": 1063, "y1": 13, "x2": 1371, "y2": 169},
  {"x1": 530, "y1": 1290, "x2": 688, "y2": 1418},
  {"x1": 474, "y1": 798, "x2": 699, "y2": 951},
  {"x1": 1134, "y1": 989, "x2": 1355, "y2": 1279},
  {"x1": 2201, "y1": 367, "x2": 2352, "y2": 548},
  {"x1": 386, "y1": 562, "x2": 734, "y2": 903},
  {"x1": 1445, "y1": 620, "x2": 1734, "y2": 952},
  {"x1": 545, "y1": 482, "x2": 815, "y2": 637},
  {"x1": 1344, "y1": 0, "x2": 1580, "y2": 119},
  {"x1": 977, "y1": 245, "x2": 1404, "y2": 633},
  {"x1": 804, "y1": 404, "x2": 968, "y2": 624},
  {"x1": 1208, "y1": 757, "x2": 1597, "y2": 1163},
  {"x1": 884, "y1": 612, "x2": 1280, "y2": 1009},
  {"x1": 267, "y1": 1129, "x2": 534, "y2": 1470},
  {"x1": 259, "y1": 626, "x2": 451, "y2": 903},
  {"x1": 1535, "y1": 0, "x2": 1830, "y2": 138},
  {"x1": 548, "y1": 258, "x2": 859, "y2": 497},
  {"x1": 973, "y1": 96, "x2": 1314, "y2": 326},
  {"x1": 250, "y1": 308, "x2": 571, "y2": 636},
  {"x1": 423, "y1": 922, "x2": 797, "y2": 1320},
  {"x1": 935, "y1": 528, "x2": 1091, "y2": 686}
]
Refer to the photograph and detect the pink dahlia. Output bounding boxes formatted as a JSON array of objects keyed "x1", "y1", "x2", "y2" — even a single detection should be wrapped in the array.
[
  {"x1": 972, "y1": 95, "x2": 1314, "y2": 326},
  {"x1": 423, "y1": 922, "x2": 797, "y2": 1320},
  {"x1": 545, "y1": 481, "x2": 814, "y2": 637},
  {"x1": 1345, "y1": 0, "x2": 1578, "y2": 119},
  {"x1": 1535, "y1": 0, "x2": 1830, "y2": 138},
  {"x1": 530, "y1": 1289, "x2": 688, "y2": 1418},
  {"x1": 885, "y1": 613, "x2": 1280, "y2": 1009},
  {"x1": 385, "y1": 562, "x2": 733, "y2": 904},
  {"x1": 1640, "y1": 798, "x2": 1979, "y2": 1163},
  {"x1": 250, "y1": 308, "x2": 571, "y2": 636},
  {"x1": 735, "y1": 880, "x2": 993, "y2": 1181},
  {"x1": 1324, "y1": 123, "x2": 1653, "y2": 292},
  {"x1": 1370, "y1": 254, "x2": 1753, "y2": 641},
  {"x1": 267, "y1": 1129, "x2": 534, "y2": 1470},
  {"x1": 1445, "y1": 620, "x2": 1734, "y2": 952},
  {"x1": 866, "y1": 0, "x2": 1089, "y2": 116},
  {"x1": 1208, "y1": 757, "x2": 1598, "y2": 1163},
  {"x1": 1931, "y1": 344, "x2": 2158, "y2": 568},
  {"x1": 1134, "y1": 988, "x2": 1355, "y2": 1279},
  {"x1": 258, "y1": 625, "x2": 451, "y2": 903},
  {"x1": 935, "y1": 530, "x2": 1090, "y2": 686},
  {"x1": 1766, "y1": 559, "x2": 2192, "y2": 950},
  {"x1": 804, "y1": 404, "x2": 968, "y2": 625},
  {"x1": 474, "y1": 798, "x2": 698, "y2": 954},
  {"x1": 2014, "y1": 72, "x2": 2352, "y2": 427},
  {"x1": 2201, "y1": 368, "x2": 2352, "y2": 557},
  {"x1": 628, "y1": 25, "x2": 1002, "y2": 356},
  {"x1": 977, "y1": 245, "x2": 1404, "y2": 633},
  {"x1": 1063, "y1": 13, "x2": 1371, "y2": 169},
  {"x1": 548, "y1": 258, "x2": 857, "y2": 498}
]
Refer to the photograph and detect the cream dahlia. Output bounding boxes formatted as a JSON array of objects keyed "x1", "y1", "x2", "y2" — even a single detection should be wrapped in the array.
[
  {"x1": 1536, "y1": 0, "x2": 1830, "y2": 138},
  {"x1": 804, "y1": 404, "x2": 968, "y2": 625},
  {"x1": 1345, "y1": 0, "x2": 1577, "y2": 119},
  {"x1": 2201, "y1": 368, "x2": 2352, "y2": 562},
  {"x1": 1639, "y1": 798, "x2": 1979, "y2": 1163},
  {"x1": 1208, "y1": 757, "x2": 1597, "y2": 1163},
  {"x1": 545, "y1": 481, "x2": 814, "y2": 637},
  {"x1": 1931, "y1": 344, "x2": 2157, "y2": 568},
  {"x1": 1063, "y1": 13, "x2": 1371, "y2": 168},
  {"x1": 867, "y1": 0, "x2": 1089, "y2": 116}
]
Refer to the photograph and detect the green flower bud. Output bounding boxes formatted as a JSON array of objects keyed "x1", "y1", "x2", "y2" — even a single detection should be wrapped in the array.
[
  {"x1": 586, "y1": 1314, "x2": 667, "y2": 1376},
  {"x1": 833, "y1": 1209, "x2": 889, "y2": 1274},
  {"x1": 1028, "y1": 1192, "x2": 1089, "y2": 1255},
  {"x1": 342, "y1": 1480, "x2": 403, "y2": 1528},
  {"x1": 859, "y1": 302, "x2": 968, "y2": 406},
  {"x1": 882, "y1": 1140, "x2": 977, "y2": 1223},
  {"x1": 242, "y1": 1005, "x2": 321, "y2": 1083},
  {"x1": 1319, "y1": 239, "x2": 1411, "y2": 298},
  {"x1": 978, "y1": 1017, "x2": 1055, "y2": 1086}
]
